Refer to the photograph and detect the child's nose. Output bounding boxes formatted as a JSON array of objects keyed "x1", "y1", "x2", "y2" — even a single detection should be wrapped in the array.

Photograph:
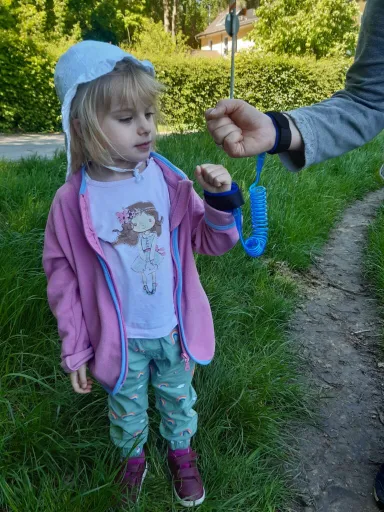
[{"x1": 137, "y1": 116, "x2": 151, "y2": 134}]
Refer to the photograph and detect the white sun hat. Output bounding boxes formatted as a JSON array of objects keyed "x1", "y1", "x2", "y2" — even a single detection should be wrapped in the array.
[{"x1": 54, "y1": 40, "x2": 154, "y2": 180}]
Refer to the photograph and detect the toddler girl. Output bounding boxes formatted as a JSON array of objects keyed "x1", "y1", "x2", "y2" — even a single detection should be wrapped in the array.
[{"x1": 43, "y1": 40, "x2": 243, "y2": 507}]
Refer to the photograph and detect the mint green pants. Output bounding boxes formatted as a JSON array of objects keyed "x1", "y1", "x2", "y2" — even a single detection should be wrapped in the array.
[{"x1": 108, "y1": 327, "x2": 197, "y2": 458}]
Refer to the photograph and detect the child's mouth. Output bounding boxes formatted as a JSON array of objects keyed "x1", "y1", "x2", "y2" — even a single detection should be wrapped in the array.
[{"x1": 135, "y1": 141, "x2": 151, "y2": 151}]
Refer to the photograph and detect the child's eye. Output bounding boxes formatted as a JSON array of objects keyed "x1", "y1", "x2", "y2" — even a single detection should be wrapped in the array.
[
  {"x1": 145, "y1": 112, "x2": 155, "y2": 119},
  {"x1": 119, "y1": 117, "x2": 133, "y2": 123}
]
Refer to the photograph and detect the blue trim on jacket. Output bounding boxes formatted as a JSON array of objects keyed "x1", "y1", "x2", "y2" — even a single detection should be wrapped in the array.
[{"x1": 79, "y1": 167, "x2": 127, "y2": 396}]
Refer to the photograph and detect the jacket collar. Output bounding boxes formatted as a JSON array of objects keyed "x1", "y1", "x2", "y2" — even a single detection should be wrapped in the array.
[
  {"x1": 68, "y1": 152, "x2": 193, "y2": 232},
  {"x1": 152, "y1": 153, "x2": 193, "y2": 231}
]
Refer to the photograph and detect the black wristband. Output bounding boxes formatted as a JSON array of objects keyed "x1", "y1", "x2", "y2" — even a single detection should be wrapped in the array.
[
  {"x1": 204, "y1": 182, "x2": 244, "y2": 211},
  {"x1": 265, "y1": 111, "x2": 292, "y2": 154}
]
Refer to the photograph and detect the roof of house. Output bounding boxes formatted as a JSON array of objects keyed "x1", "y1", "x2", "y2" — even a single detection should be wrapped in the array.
[{"x1": 196, "y1": 8, "x2": 258, "y2": 39}]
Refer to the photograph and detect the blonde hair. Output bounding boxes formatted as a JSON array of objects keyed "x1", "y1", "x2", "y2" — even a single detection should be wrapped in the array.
[{"x1": 69, "y1": 59, "x2": 163, "y2": 174}]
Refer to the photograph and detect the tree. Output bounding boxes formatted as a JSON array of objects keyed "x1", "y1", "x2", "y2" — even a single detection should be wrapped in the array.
[
  {"x1": 0, "y1": 0, "x2": 17, "y2": 30},
  {"x1": 132, "y1": 18, "x2": 188, "y2": 58},
  {"x1": 163, "y1": 0, "x2": 170, "y2": 31},
  {"x1": 171, "y1": 0, "x2": 177, "y2": 39},
  {"x1": 14, "y1": 0, "x2": 47, "y2": 38},
  {"x1": 248, "y1": 0, "x2": 359, "y2": 58},
  {"x1": 2, "y1": 0, "x2": 228, "y2": 50},
  {"x1": 179, "y1": 0, "x2": 227, "y2": 48},
  {"x1": 117, "y1": 0, "x2": 147, "y2": 44},
  {"x1": 144, "y1": 0, "x2": 163, "y2": 23},
  {"x1": 63, "y1": 0, "x2": 147, "y2": 44},
  {"x1": 4, "y1": 0, "x2": 149, "y2": 44}
]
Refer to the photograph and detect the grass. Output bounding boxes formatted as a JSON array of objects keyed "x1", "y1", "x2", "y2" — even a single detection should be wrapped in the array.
[
  {"x1": 0, "y1": 131, "x2": 383, "y2": 511},
  {"x1": 366, "y1": 190, "x2": 384, "y2": 316}
]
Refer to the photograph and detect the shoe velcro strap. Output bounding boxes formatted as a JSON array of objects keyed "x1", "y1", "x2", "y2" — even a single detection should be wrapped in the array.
[
  {"x1": 177, "y1": 468, "x2": 200, "y2": 479},
  {"x1": 175, "y1": 453, "x2": 197, "y2": 466},
  {"x1": 125, "y1": 463, "x2": 143, "y2": 474}
]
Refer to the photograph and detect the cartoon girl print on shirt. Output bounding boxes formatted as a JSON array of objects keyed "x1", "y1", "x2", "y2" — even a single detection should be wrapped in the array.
[{"x1": 113, "y1": 202, "x2": 165, "y2": 295}]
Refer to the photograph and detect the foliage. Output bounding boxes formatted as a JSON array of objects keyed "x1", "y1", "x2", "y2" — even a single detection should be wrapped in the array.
[
  {"x1": 13, "y1": 0, "x2": 47, "y2": 38},
  {"x1": 0, "y1": 0, "x2": 17, "y2": 30},
  {"x1": 1, "y1": 0, "x2": 149, "y2": 44},
  {"x1": 248, "y1": 0, "x2": 359, "y2": 58},
  {"x1": 0, "y1": 33, "x2": 351, "y2": 133},
  {"x1": 152, "y1": 53, "x2": 350, "y2": 131},
  {"x1": 178, "y1": 0, "x2": 227, "y2": 48},
  {"x1": 0, "y1": 0, "x2": 227, "y2": 48},
  {"x1": 130, "y1": 18, "x2": 189, "y2": 59},
  {"x1": 0, "y1": 30, "x2": 61, "y2": 133}
]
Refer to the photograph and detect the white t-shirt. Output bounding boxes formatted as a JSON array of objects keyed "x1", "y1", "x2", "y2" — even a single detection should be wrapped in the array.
[{"x1": 86, "y1": 158, "x2": 177, "y2": 339}]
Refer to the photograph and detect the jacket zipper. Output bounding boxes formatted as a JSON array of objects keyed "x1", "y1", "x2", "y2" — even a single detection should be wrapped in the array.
[
  {"x1": 171, "y1": 228, "x2": 190, "y2": 371},
  {"x1": 153, "y1": 153, "x2": 192, "y2": 370},
  {"x1": 79, "y1": 190, "x2": 128, "y2": 394}
]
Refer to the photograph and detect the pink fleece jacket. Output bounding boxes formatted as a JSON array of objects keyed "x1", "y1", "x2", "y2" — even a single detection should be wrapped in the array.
[{"x1": 43, "y1": 153, "x2": 239, "y2": 395}]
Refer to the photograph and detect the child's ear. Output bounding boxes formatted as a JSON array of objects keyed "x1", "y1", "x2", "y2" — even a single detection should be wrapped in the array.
[{"x1": 72, "y1": 119, "x2": 82, "y2": 138}]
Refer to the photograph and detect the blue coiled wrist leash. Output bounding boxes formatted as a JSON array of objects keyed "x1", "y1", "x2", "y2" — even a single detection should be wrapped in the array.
[{"x1": 233, "y1": 152, "x2": 268, "y2": 258}]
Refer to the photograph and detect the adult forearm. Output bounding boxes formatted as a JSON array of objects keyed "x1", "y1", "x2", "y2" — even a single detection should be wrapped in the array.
[{"x1": 281, "y1": 0, "x2": 384, "y2": 171}]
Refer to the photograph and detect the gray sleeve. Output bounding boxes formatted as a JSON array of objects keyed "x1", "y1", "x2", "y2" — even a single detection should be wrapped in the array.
[{"x1": 280, "y1": 0, "x2": 384, "y2": 172}]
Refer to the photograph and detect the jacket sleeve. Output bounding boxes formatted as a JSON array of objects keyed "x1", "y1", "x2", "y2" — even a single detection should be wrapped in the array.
[
  {"x1": 43, "y1": 198, "x2": 94, "y2": 373},
  {"x1": 280, "y1": 0, "x2": 384, "y2": 171},
  {"x1": 190, "y1": 189, "x2": 239, "y2": 256}
]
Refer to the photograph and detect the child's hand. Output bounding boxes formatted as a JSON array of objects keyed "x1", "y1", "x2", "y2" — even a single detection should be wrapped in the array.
[
  {"x1": 195, "y1": 164, "x2": 232, "y2": 194},
  {"x1": 70, "y1": 364, "x2": 93, "y2": 394}
]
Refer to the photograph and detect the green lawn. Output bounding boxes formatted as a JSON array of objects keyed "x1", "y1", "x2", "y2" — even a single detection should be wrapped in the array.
[
  {"x1": 366, "y1": 195, "x2": 384, "y2": 318},
  {"x1": 1, "y1": 131, "x2": 383, "y2": 511}
]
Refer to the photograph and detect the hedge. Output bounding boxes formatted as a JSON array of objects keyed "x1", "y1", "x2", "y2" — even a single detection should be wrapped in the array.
[
  {"x1": 0, "y1": 31, "x2": 351, "y2": 133},
  {"x1": 151, "y1": 53, "x2": 350, "y2": 130},
  {"x1": 0, "y1": 31, "x2": 61, "y2": 133}
]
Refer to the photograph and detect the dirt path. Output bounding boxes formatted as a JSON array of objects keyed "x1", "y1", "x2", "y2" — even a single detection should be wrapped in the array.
[{"x1": 290, "y1": 188, "x2": 384, "y2": 512}]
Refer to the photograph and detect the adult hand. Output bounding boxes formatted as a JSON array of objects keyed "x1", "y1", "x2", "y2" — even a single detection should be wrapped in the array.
[
  {"x1": 205, "y1": 99, "x2": 276, "y2": 158},
  {"x1": 206, "y1": 99, "x2": 304, "y2": 158}
]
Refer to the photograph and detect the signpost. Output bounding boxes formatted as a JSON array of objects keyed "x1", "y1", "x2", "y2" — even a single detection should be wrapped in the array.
[{"x1": 225, "y1": 1, "x2": 239, "y2": 99}]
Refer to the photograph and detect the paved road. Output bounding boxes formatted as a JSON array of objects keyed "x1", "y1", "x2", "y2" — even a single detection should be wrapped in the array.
[
  {"x1": 0, "y1": 133, "x2": 65, "y2": 160},
  {"x1": 0, "y1": 131, "x2": 179, "y2": 161}
]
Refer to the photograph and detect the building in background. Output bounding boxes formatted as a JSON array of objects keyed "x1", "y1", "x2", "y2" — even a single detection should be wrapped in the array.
[
  {"x1": 196, "y1": 8, "x2": 257, "y2": 56},
  {"x1": 196, "y1": 0, "x2": 366, "y2": 57}
]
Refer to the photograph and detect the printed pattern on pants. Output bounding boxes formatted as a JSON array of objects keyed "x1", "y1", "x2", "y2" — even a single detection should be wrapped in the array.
[{"x1": 108, "y1": 327, "x2": 197, "y2": 457}]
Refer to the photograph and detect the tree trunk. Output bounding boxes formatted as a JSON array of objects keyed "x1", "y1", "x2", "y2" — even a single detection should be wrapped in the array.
[
  {"x1": 163, "y1": 0, "x2": 170, "y2": 32},
  {"x1": 171, "y1": 0, "x2": 177, "y2": 40}
]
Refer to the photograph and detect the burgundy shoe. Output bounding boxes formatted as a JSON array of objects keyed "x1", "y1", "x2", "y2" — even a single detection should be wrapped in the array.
[
  {"x1": 168, "y1": 448, "x2": 205, "y2": 507},
  {"x1": 118, "y1": 450, "x2": 147, "y2": 504}
]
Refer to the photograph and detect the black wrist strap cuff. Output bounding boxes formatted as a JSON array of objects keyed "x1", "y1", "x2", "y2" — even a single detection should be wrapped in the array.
[
  {"x1": 204, "y1": 182, "x2": 244, "y2": 211},
  {"x1": 265, "y1": 111, "x2": 292, "y2": 154}
]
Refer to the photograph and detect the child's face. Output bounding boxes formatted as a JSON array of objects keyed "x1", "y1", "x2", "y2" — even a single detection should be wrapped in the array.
[
  {"x1": 132, "y1": 212, "x2": 156, "y2": 233},
  {"x1": 100, "y1": 97, "x2": 156, "y2": 167}
]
